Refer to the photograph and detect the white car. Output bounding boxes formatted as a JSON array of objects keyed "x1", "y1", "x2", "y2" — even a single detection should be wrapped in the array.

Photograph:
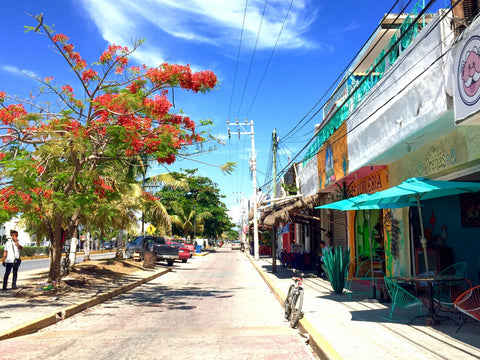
[{"x1": 231, "y1": 240, "x2": 241, "y2": 250}]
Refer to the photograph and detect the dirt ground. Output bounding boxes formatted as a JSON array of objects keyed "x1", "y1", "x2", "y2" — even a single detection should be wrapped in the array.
[{"x1": 15, "y1": 258, "x2": 144, "y2": 299}]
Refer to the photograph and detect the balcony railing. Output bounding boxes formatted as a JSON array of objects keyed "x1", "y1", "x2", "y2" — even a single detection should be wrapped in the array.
[{"x1": 303, "y1": 0, "x2": 431, "y2": 165}]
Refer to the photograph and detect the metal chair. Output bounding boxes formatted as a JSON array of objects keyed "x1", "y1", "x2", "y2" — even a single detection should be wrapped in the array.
[
  {"x1": 454, "y1": 285, "x2": 480, "y2": 332},
  {"x1": 438, "y1": 262, "x2": 467, "y2": 277},
  {"x1": 345, "y1": 251, "x2": 387, "y2": 300},
  {"x1": 383, "y1": 277, "x2": 425, "y2": 323},
  {"x1": 433, "y1": 279, "x2": 472, "y2": 312}
]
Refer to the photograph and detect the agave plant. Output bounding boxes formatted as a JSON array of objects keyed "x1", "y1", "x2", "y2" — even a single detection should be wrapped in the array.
[{"x1": 322, "y1": 246, "x2": 351, "y2": 294}]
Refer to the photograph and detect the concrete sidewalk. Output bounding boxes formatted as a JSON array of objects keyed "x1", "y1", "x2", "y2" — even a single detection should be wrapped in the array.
[{"x1": 248, "y1": 254, "x2": 480, "y2": 360}]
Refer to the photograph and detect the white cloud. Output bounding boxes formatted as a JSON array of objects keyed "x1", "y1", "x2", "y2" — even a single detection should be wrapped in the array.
[
  {"x1": 79, "y1": 0, "x2": 318, "y2": 67},
  {"x1": 0, "y1": 65, "x2": 38, "y2": 79}
]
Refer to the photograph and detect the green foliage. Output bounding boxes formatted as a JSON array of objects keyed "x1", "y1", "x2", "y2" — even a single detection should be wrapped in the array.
[
  {"x1": 0, "y1": 246, "x2": 49, "y2": 257},
  {"x1": 158, "y1": 169, "x2": 235, "y2": 239},
  {"x1": 281, "y1": 183, "x2": 298, "y2": 195},
  {"x1": 322, "y1": 246, "x2": 351, "y2": 294}
]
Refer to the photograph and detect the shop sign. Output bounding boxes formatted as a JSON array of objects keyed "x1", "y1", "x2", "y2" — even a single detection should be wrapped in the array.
[
  {"x1": 350, "y1": 167, "x2": 389, "y2": 197},
  {"x1": 453, "y1": 22, "x2": 480, "y2": 125},
  {"x1": 416, "y1": 148, "x2": 456, "y2": 176}
]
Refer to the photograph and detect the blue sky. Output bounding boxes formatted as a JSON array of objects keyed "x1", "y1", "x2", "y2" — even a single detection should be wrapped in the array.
[{"x1": 0, "y1": 1, "x2": 444, "y2": 224}]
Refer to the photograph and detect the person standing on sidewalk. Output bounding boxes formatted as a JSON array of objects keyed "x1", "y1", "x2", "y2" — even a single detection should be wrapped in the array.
[
  {"x1": 315, "y1": 240, "x2": 331, "y2": 279},
  {"x1": 2, "y1": 230, "x2": 23, "y2": 290}
]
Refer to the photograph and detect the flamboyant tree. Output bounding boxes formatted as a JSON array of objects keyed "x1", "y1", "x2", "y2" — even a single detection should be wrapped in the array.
[{"x1": 0, "y1": 15, "x2": 217, "y2": 282}]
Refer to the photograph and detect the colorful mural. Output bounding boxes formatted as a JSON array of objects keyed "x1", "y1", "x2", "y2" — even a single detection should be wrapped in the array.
[{"x1": 317, "y1": 122, "x2": 348, "y2": 189}]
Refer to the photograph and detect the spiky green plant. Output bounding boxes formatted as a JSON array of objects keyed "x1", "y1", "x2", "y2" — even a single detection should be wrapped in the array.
[{"x1": 322, "y1": 246, "x2": 351, "y2": 294}]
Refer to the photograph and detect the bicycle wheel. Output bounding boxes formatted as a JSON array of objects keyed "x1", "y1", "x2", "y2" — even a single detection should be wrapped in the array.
[
  {"x1": 284, "y1": 284, "x2": 295, "y2": 319},
  {"x1": 290, "y1": 288, "x2": 304, "y2": 328}
]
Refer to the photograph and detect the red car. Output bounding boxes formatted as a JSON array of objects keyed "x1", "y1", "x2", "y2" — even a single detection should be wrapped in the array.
[
  {"x1": 167, "y1": 241, "x2": 191, "y2": 262},
  {"x1": 172, "y1": 239, "x2": 195, "y2": 257}
]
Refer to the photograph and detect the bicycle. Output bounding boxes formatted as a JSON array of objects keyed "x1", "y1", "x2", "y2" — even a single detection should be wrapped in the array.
[{"x1": 283, "y1": 276, "x2": 304, "y2": 328}]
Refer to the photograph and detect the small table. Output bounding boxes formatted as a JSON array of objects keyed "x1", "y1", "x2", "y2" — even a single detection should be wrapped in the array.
[{"x1": 394, "y1": 274, "x2": 465, "y2": 325}]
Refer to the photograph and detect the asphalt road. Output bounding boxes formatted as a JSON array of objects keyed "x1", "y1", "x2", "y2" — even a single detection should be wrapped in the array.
[{"x1": 1, "y1": 248, "x2": 317, "y2": 360}]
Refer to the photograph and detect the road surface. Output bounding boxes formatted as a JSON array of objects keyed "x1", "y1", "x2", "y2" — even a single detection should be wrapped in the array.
[{"x1": 2, "y1": 248, "x2": 317, "y2": 359}]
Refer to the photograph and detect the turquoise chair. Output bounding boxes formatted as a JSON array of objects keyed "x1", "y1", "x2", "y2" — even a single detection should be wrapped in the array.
[
  {"x1": 438, "y1": 262, "x2": 467, "y2": 277},
  {"x1": 383, "y1": 277, "x2": 425, "y2": 323}
]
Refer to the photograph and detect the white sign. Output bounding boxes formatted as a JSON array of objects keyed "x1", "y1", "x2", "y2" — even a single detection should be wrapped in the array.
[{"x1": 454, "y1": 21, "x2": 480, "y2": 125}]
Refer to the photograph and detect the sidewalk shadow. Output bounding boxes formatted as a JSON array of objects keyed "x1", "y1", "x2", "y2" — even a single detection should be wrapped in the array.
[
  {"x1": 258, "y1": 262, "x2": 317, "y2": 280},
  {"x1": 349, "y1": 308, "x2": 480, "y2": 352},
  {"x1": 316, "y1": 293, "x2": 356, "y2": 302}
]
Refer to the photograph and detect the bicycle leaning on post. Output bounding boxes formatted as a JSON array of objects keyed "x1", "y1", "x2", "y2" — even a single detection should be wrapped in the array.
[{"x1": 283, "y1": 276, "x2": 304, "y2": 328}]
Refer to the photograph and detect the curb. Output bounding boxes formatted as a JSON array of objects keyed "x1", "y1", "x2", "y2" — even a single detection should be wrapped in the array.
[
  {"x1": 246, "y1": 254, "x2": 342, "y2": 360},
  {"x1": 0, "y1": 267, "x2": 171, "y2": 341}
]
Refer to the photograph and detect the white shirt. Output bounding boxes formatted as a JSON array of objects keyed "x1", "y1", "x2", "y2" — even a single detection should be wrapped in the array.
[{"x1": 4, "y1": 238, "x2": 20, "y2": 263}]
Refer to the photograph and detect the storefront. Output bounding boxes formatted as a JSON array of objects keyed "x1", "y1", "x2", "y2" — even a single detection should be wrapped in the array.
[{"x1": 388, "y1": 125, "x2": 480, "y2": 283}]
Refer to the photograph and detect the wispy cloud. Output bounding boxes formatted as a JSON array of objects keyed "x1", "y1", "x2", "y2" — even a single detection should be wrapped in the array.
[
  {"x1": 79, "y1": 0, "x2": 318, "y2": 66},
  {"x1": 0, "y1": 65, "x2": 38, "y2": 79}
]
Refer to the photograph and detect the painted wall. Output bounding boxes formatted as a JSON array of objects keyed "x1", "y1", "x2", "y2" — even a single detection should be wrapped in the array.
[
  {"x1": 347, "y1": 13, "x2": 451, "y2": 172},
  {"x1": 389, "y1": 126, "x2": 480, "y2": 183},
  {"x1": 388, "y1": 126, "x2": 480, "y2": 283},
  {"x1": 417, "y1": 196, "x2": 480, "y2": 285},
  {"x1": 317, "y1": 122, "x2": 348, "y2": 190}
]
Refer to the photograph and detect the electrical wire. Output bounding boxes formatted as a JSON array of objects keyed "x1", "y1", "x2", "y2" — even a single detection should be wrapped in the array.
[
  {"x1": 245, "y1": 0, "x2": 295, "y2": 118},
  {"x1": 260, "y1": 0, "x2": 455, "y2": 190},
  {"x1": 228, "y1": 0, "x2": 249, "y2": 120},
  {"x1": 279, "y1": 0, "x2": 411, "y2": 143},
  {"x1": 236, "y1": 0, "x2": 269, "y2": 117}
]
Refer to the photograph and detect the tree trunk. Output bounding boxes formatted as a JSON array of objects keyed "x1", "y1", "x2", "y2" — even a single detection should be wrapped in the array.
[
  {"x1": 115, "y1": 229, "x2": 124, "y2": 259},
  {"x1": 69, "y1": 235, "x2": 77, "y2": 270},
  {"x1": 48, "y1": 215, "x2": 64, "y2": 282},
  {"x1": 84, "y1": 231, "x2": 91, "y2": 261}
]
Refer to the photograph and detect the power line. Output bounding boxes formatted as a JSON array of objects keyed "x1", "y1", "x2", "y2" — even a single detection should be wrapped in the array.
[
  {"x1": 228, "y1": 0, "x2": 249, "y2": 119},
  {"x1": 236, "y1": 0, "x2": 269, "y2": 117},
  {"x1": 260, "y1": 0, "x2": 453, "y2": 190},
  {"x1": 280, "y1": 0, "x2": 411, "y2": 143},
  {"x1": 245, "y1": 0, "x2": 295, "y2": 118}
]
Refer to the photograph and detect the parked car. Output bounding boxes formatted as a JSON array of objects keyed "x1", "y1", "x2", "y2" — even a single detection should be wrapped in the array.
[
  {"x1": 125, "y1": 235, "x2": 164, "y2": 259},
  {"x1": 168, "y1": 242, "x2": 190, "y2": 263},
  {"x1": 179, "y1": 240, "x2": 195, "y2": 257},
  {"x1": 231, "y1": 240, "x2": 241, "y2": 250},
  {"x1": 150, "y1": 238, "x2": 179, "y2": 266},
  {"x1": 102, "y1": 241, "x2": 114, "y2": 250}
]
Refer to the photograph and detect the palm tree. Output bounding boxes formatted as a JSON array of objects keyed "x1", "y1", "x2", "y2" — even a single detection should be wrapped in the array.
[{"x1": 169, "y1": 203, "x2": 209, "y2": 240}]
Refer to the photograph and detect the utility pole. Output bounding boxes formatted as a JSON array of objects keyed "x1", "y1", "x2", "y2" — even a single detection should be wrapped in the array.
[
  {"x1": 272, "y1": 129, "x2": 278, "y2": 273},
  {"x1": 228, "y1": 119, "x2": 259, "y2": 260}
]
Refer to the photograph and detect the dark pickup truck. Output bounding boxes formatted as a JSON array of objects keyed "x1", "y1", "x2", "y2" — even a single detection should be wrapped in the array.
[
  {"x1": 150, "y1": 237, "x2": 179, "y2": 266},
  {"x1": 125, "y1": 235, "x2": 179, "y2": 266}
]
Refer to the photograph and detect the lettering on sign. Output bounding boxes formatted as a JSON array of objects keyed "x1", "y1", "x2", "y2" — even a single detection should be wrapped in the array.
[
  {"x1": 417, "y1": 148, "x2": 456, "y2": 176},
  {"x1": 351, "y1": 172, "x2": 383, "y2": 196}
]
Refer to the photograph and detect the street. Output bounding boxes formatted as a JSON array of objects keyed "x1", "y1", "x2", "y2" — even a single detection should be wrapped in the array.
[{"x1": 1, "y1": 248, "x2": 317, "y2": 360}]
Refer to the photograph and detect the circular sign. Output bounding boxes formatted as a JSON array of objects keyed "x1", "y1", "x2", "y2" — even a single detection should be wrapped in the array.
[{"x1": 457, "y1": 35, "x2": 480, "y2": 106}]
